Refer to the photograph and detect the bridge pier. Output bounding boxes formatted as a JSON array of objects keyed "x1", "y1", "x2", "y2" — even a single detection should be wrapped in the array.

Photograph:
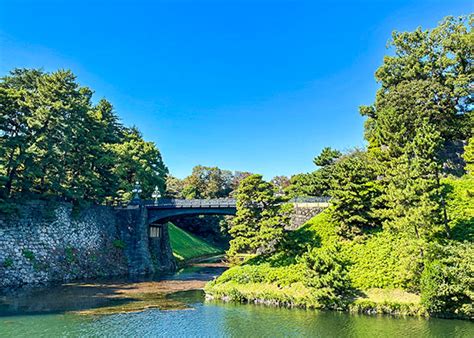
[
  {"x1": 149, "y1": 222, "x2": 177, "y2": 272},
  {"x1": 115, "y1": 206, "x2": 176, "y2": 275}
]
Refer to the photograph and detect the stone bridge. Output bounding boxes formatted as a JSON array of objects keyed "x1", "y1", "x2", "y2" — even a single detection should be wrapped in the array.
[{"x1": 116, "y1": 197, "x2": 329, "y2": 275}]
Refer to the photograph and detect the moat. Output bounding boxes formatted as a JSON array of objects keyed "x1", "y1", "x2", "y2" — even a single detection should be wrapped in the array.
[{"x1": 0, "y1": 261, "x2": 472, "y2": 337}]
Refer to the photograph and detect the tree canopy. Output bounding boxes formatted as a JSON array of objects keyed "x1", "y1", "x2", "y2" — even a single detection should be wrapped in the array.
[{"x1": 0, "y1": 69, "x2": 168, "y2": 205}]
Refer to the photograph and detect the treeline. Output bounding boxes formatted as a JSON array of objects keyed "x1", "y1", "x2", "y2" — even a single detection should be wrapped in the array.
[
  {"x1": 166, "y1": 166, "x2": 253, "y2": 199},
  {"x1": 0, "y1": 69, "x2": 167, "y2": 206},
  {"x1": 213, "y1": 16, "x2": 473, "y2": 318}
]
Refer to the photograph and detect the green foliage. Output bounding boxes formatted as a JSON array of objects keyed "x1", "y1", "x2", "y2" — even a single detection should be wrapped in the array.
[
  {"x1": 329, "y1": 150, "x2": 381, "y2": 237},
  {"x1": 286, "y1": 147, "x2": 341, "y2": 197},
  {"x1": 0, "y1": 68, "x2": 167, "y2": 204},
  {"x1": 22, "y1": 249, "x2": 35, "y2": 261},
  {"x1": 65, "y1": 247, "x2": 76, "y2": 264},
  {"x1": 313, "y1": 147, "x2": 342, "y2": 167},
  {"x1": 214, "y1": 263, "x2": 306, "y2": 287},
  {"x1": 442, "y1": 176, "x2": 474, "y2": 241},
  {"x1": 359, "y1": 16, "x2": 473, "y2": 242},
  {"x1": 420, "y1": 242, "x2": 474, "y2": 319},
  {"x1": 168, "y1": 222, "x2": 221, "y2": 262},
  {"x1": 112, "y1": 239, "x2": 126, "y2": 250},
  {"x1": 178, "y1": 165, "x2": 233, "y2": 199},
  {"x1": 343, "y1": 232, "x2": 423, "y2": 290},
  {"x1": 109, "y1": 127, "x2": 167, "y2": 204},
  {"x1": 299, "y1": 243, "x2": 353, "y2": 309},
  {"x1": 2, "y1": 257, "x2": 13, "y2": 268},
  {"x1": 228, "y1": 174, "x2": 291, "y2": 257},
  {"x1": 463, "y1": 132, "x2": 474, "y2": 175}
]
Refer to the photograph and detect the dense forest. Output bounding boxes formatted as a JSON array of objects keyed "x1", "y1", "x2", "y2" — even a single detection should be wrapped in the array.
[{"x1": 206, "y1": 16, "x2": 474, "y2": 319}]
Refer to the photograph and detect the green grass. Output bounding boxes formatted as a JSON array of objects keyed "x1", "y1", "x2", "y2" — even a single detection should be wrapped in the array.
[{"x1": 167, "y1": 222, "x2": 222, "y2": 262}]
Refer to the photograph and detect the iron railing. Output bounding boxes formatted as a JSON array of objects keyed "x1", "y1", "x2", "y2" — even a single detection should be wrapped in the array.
[{"x1": 139, "y1": 196, "x2": 330, "y2": 208}]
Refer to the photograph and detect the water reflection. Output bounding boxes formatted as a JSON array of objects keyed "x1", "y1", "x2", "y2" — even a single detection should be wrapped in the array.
[{"x1": 0, "y1": 263, "x2": 472, "y2": 337}]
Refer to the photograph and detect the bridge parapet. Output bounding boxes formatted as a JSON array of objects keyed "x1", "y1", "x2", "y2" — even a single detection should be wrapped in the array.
[
  {"x1": 140, "y1": 197, "x2": 330, "y2": 209},
  {"x1": 143, "y1": 198, "x2": 237, "y2": 209}
]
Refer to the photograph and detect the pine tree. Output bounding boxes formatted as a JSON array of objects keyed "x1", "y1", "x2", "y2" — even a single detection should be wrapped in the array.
[{"x1": 228, "y1": 174, "x2": 290, "y2": 257}]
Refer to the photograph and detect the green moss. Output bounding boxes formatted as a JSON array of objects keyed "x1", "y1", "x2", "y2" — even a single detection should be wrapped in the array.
[
  {"x1": 2, "y1": 257, "x2": 13, "y2": 268},
  {"x1": 22, "y1": 249, "x2": 35, "y2": 261},
  {"x1": 65, "y1": 247, "x2": 76, "y2": 263},
  {"x1": 113, "y1": 239, "x2": 126, "y2": 250}
]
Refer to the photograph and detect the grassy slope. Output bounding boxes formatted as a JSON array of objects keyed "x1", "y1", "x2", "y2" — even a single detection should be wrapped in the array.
[
  {"x1": 205, "y1": 210, "x2": 425, "y2": 314},
  {"x1": 206, "y1": 176, "x2": 473, "y2": 316},
  {"x1": 168, "y1": 222, "x2": 222, "y2": 262}
]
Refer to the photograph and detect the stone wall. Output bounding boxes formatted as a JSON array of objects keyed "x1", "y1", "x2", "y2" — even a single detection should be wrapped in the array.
[
  {"x1": 288, "y1": 202, "x2": 329, "y2": 230},
  {"x1": 0, "y1": 201, "x2": 176, "y2": 289}
]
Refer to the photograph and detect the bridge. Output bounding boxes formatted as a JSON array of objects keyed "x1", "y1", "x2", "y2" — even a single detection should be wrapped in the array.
[
  {"x1": 117, "y1": 196, "x2": 329, "y2": 275},
  {"x1": 143, "y1": 198, "x2": 237, "y2": 225}
]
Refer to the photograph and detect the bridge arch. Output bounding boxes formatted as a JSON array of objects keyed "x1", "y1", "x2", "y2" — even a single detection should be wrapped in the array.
[{"x1": 144, "y1": 198, "x2": 237, "y2": 225}]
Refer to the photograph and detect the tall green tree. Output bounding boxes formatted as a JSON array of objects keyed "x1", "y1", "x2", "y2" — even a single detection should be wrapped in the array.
[
  {"x1": 181, "y1": 165, "x2": 233, "y2": 199},
  {"x1": 110, "y1": 127, "x2": 168, "y2": 203},
  {"x1": 360, "y1": 16, "x2": 472, "y2": 240},
  {"x1": 0, "y1": 68, "x2": 168, "y2": 205},
  {"x1": 286, "y1": 147, "x2": 341, "y2": 197},
  {"x1": 228, "y1": 174, "x2": 291, "y2": 257},
  {"x1": 329, "y1": 150, "x2": 380, "y2": 237}
]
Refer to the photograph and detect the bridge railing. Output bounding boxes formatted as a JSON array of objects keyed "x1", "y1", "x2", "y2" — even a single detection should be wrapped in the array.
[
  {"x1": 142, "y1": 198, "x2": 237, "y2": 208},
  {"x1": 140, "y1": 196, "x2": 330, "y2": 209}
]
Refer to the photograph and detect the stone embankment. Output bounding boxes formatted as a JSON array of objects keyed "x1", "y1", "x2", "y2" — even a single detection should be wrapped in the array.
[{"x1": 0, "y1": 201, "x2": 175, "y2": 288}]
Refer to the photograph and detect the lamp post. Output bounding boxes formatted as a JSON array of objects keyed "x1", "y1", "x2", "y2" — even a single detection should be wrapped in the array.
[
  {"x1": 131, "y1": 181, "x2": 142, "y2": 205},
  {"x1": 152, "y1": 186, "x2": 161, "y2": 206}
]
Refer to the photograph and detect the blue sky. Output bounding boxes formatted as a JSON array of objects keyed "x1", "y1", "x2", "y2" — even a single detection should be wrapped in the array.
[{"x1": 0, "y1": 0, "x2": 471, "y2": 179}]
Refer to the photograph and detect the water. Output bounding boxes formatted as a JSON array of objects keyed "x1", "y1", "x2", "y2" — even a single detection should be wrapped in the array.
[{"x1": 0, "y1": 263, "x2": 472, "y2": 338}]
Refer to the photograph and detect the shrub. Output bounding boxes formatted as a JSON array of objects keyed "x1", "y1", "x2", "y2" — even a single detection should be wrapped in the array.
[
  {"x1": 343, "y1": 232, "x2": 423, "y2": 290},
  {"x1": 420, "y1": 242, "x2": 474, "y2": 319},
  {"x1": 299, "y1": 243, "x2": 353, "y2": 309}
]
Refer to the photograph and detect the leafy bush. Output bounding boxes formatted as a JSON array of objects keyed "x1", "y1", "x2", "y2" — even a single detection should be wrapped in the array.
[
  {"x1": 215, "y1": 263, "x2": 306, "y2": 287},
  {"x1": 299, "y1": 243, "x2": 353, "y2": 309},
  {"x1": 442, "y1": 176, "x2": 474, "y2": 241},
  {"x1": 343, "y1": 232, "x2": 423, "y2": 290},
  {"x1": 420, "y1": 242, "x2": 474, "y2": 319}
]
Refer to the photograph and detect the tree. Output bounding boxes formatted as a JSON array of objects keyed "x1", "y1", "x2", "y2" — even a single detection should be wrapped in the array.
[
  {"x1": 463, "y1": 132, "x2": 474, "y2": 175},
  {"x1": 110, "y1": 127, "x2": 168, "y2": 203},
  {"x1": 231, "y1": 171, "x2": 253, "y2": 195},
  {"x1": 361, "y1": 16, "x2": 472, "y2": 174},
  {"x1": 359, "y1": 16, "x2": 472, "y2": 240},
  {"x1": 313, "y1": 147, "x2": 342, "y2": 167},
  {"x1": 286, "y1": 147, "x2": 342, "y2": 198},
  {"x1": 228, "y1": 174, "x2": 291, "y2": 257},
  {"x1": 329, "y1": 150, "x2": 381, "y2": 237},
  {"x1": 270, "y1": 175, "x2": 290, "y2": 195},
  {"x1": 380, "y1": 123, "x2": 446, "y2": 239},
  {"x1": 181, "y1": 165, "x2": 233, "y2": 199},
  {"x1": 165, "y1": 175, "x2": 185, "y2": 198}
]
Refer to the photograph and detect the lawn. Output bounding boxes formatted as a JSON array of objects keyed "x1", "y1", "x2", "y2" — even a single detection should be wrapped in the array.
[{"x1": 167, "y1": 222, "x2": 222, "y2": 262}]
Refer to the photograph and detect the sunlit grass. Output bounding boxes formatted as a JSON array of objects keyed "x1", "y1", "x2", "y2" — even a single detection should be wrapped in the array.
[{"x1": 168, "y1": 222, "x2": 222, "y2": 262}]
